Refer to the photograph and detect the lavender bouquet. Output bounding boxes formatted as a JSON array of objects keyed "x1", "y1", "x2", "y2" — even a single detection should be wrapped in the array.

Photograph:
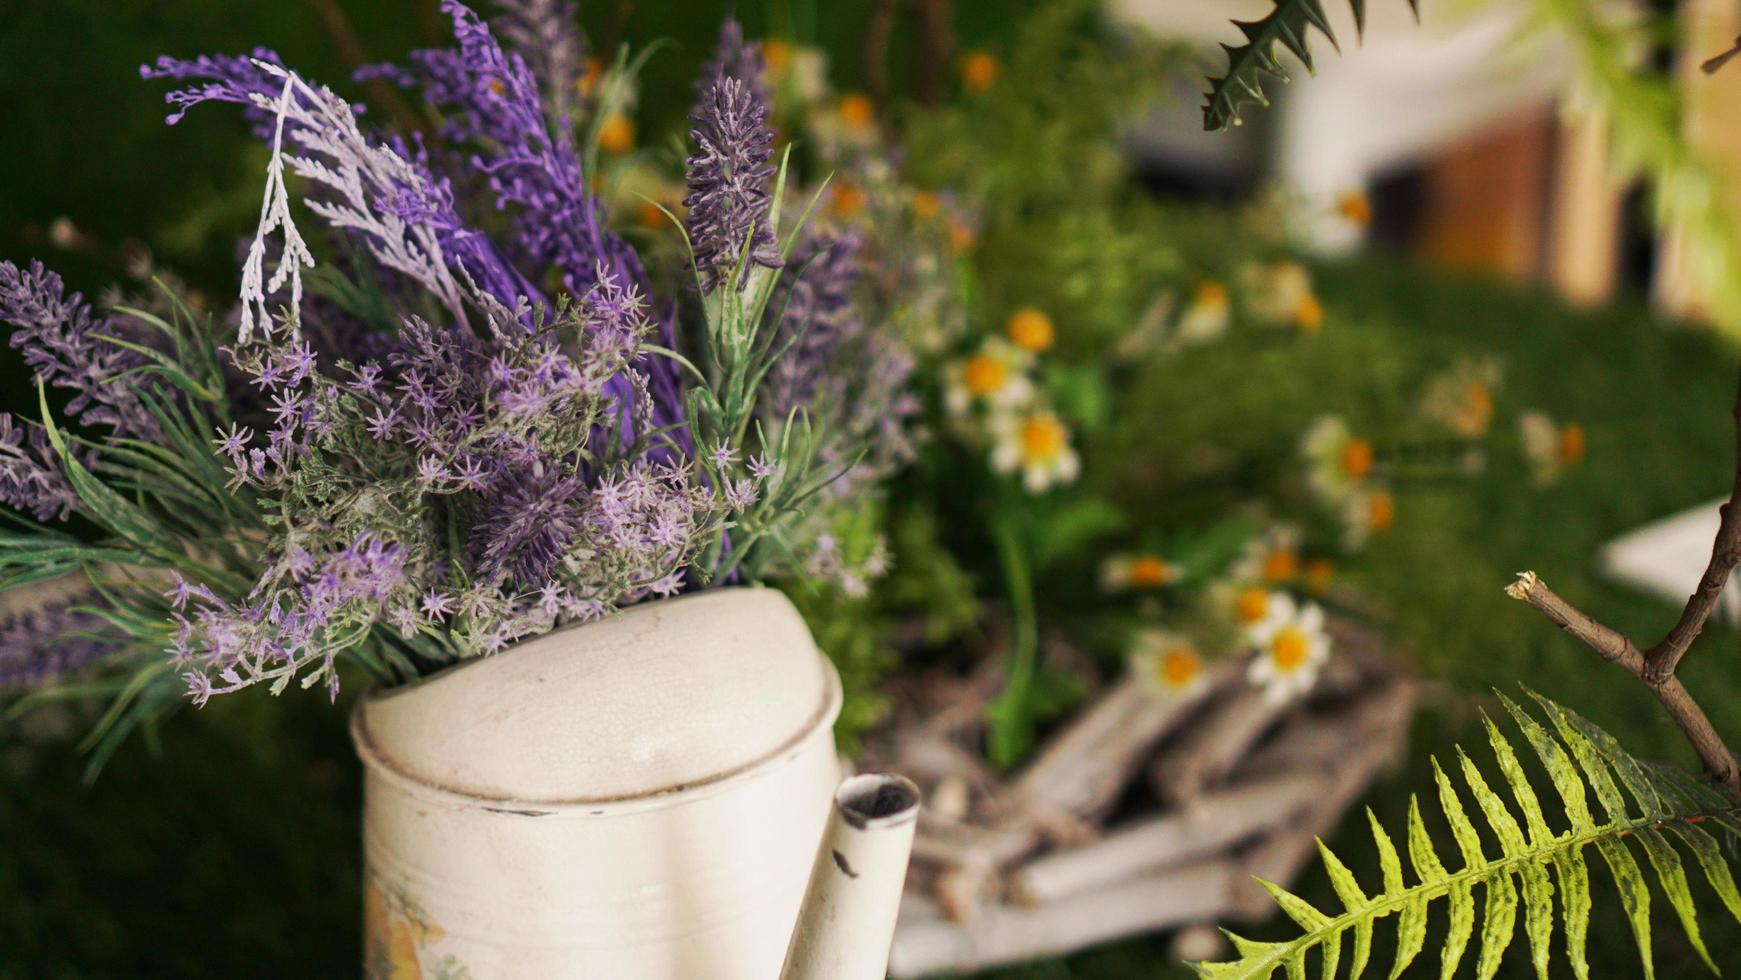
[{"x1": 0, "y1": 1, "x2": 914, "y2": 768}]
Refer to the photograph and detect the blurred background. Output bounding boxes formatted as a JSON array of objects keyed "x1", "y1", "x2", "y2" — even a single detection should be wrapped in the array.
[{"x1": 6, "y1": 0, "x2": 1741, "y2": 977}]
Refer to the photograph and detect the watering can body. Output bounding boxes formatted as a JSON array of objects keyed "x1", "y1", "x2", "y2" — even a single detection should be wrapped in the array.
[{"x1": 353, "y1": 587, "x2": 846, "y2": 979}]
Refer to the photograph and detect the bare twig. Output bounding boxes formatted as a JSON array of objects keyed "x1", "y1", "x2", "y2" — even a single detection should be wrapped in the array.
[
  {"x1": 1508, "y1": 573, "x2": 1741, "y2": 796},
  {"x1": 1507, "y1": 367, "x2": 1741, "y2": 799},
  {"x1": 1702, "y1": 35, "x2": 1741, "y2": 75}
]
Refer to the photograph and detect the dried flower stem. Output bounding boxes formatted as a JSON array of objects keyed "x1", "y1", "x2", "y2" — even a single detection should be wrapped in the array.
[{"x1": 1506, "y1": 368, "x2": 1741, "y2": 797}]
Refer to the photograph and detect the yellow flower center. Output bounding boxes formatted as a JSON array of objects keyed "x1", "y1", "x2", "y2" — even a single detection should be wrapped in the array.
[
  {"x1": 1340, "y1": 438, "x2": 1374, "y2": 479},
  {"x1": 1337, "y1": 190, "x2": 1372, "y2": 228},
  {"x1": 1305, "y1": 558, "x2": 1335, "y2": 592},
  {"x1": 1262, "y1": 549, "x2": 1300, "y2": 582},
  {"x1": 1367, "y1": 490, "x2": 1395, "y2": 531},
  {"x1": 1193, "y1": 281, "x2": 1229, "y2": 308},
  {"x1": 1156, "y1": 647, "x2": 1203, "y2": 688},
  {"x1": 838, "y1": 92, "x2": 876, "y2": 129},
  {"x1": 1559, "y1": 424, "x2": 1586, "y2": 465},
  {"x1": 597, "y1": 113, "x2": 635, "y2": 155},
  {"x1": 960, "y1": 51, "x2": 1002, "y2": 92},
  {"x1": 913, "y1": 190, "x2": 942, "y2": 220},
  {"x1": 963, "y1": 355, "x2": 1007, "y2": 397},
  {"x1": 1294, "y1": 293, "x2": 1324, "y2": 333},
  {"x1": 1271, "y1": 627, "x2": 1311, "y2": 672},
  {"x1": 1128, "y1": 555, "x2": 1173, "y2": 588},
  {"x1": 487, "y1": 77, "x2": 506, "y2": 96},
  {"x1": 763, "y1": 39, "x2": 794, "y2": 77},
  {"x1": 1005, "y1": 308, "x2": 1055, "y2": 352},
  {"x1": 1020, "y1": 415, "x2": 1067, "y2": 462},
  {"x1": 1236, "y1": 587, "x2": 1270, "y2": 624}
]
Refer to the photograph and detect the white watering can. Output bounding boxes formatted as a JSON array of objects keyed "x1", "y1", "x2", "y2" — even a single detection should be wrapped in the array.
[{"x1": 352, "y1": 587, "x2": 919, "y2": 979}]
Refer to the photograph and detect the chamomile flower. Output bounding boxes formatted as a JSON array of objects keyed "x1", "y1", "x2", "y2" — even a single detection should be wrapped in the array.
[
  {"x1": 1420, "y1": 358, "x2": 1502, "y2": 438},
  {"x1": 1519, "y1": 411, "x2": 1586, "y2": 486},
  {"x1": 1244, "y1": 593, "x2": 1332, "y2": 704},
  {"x1": 1340, "y1": 486, "x2": 1396, "y2": 550},
  {"x1": 1301, "y1": 415, "x2": 1375, "y2": 505},
  {"x1": 1229, "y1": 524, "x2": 1304, "y2": 584},
  {"x1": 990, "y1": 408, "x2": 1080, "y2": 493},
  {"x1": 1243, "y1": 260, "x2": 1320, "y2": 332},
  {"x1": 1129, "y1": 630, "x2": 1209, "y2": 700},
  {"x1": 1100, "y1": 553, "x2": 1181, "y2": 593},
  {"x1": 944, "y1": 337, "x2": 1034, "y2": 416},
  {"x1": 1175, "y1": 281, "x2": 1231, "y2": 345}
]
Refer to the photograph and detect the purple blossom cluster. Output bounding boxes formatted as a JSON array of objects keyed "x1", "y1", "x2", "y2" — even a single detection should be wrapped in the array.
[
  {"x1": 684, "y1": 75, "x2": 782, "y2": 291},
  {"x1": 168, "y1": 534, "x2": 411, "y2": 704},
  {"x1": 0, "y1": 598, "x2": 112, "y2": 690},
  {"x1": 489, "y1": 0, "x2": 587, "y2": 123},
  {"x1": 1, "y1": 261, "x2": 153, "y2": 437}
]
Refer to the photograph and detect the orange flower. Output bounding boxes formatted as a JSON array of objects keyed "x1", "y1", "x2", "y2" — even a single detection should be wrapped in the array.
[
  {"x1": 1236, "y1": 586, "x2": 1271, "y2": 624},
  {"x1": 1304, "y1": 558, "x2": 1335, "y2": 593},
  {"x1": 1262, "y1": 549, "x2": 1300, "y2": 582},
  {"x1": 597, "y1": 113, "x2": 634, "y2": 155},
  {"x1": 947, "y1": 218, "x2": 975, "y2": 253},
  {"x1": 912, "y1": 190, "x2": 943, "y2": 220},
  {"x1": 838, "y1": 92, "x2": 876, "y2": 130},
  {"x1": 762, "y1": 38, "x2": 794, "y2": 77},
  {"x1": 963, "y1": 354, "x2": 1007, "y2": 397},
  {"x1": 1367, "y1": 490, "x2": 1395, "y2": 532},
  {"x1": 576, "y1": 57, "x2": 603, "y2": 98},
  {"x1": 1336, "y1": 190, "x2": 1371, "y2": 229},
  {"x1": 960, "y1": 51, "x2": 1001, "y2": 92},
  {"x1": 1559, "y1": 423, "x2": 1586, "y2": 465},
  {"x1": 1294, "y1": 292, "x2": 1324, "y2": 333},
  {"x1": 830, "y1": 182, "x2": 868, "y2": 219},
  {"x1": 1339, "y1": 438, "x2": 1374, "y2": 479},
  {"x1": 1128, "y1": 555, "x2": 1174, "y2": 588},
  {"x1": 1004, "y1": 308, "x2": 1055, "y2": 353}
]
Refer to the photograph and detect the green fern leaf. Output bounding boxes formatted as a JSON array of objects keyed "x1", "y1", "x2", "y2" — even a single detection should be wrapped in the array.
[
  {"x1": 1195, "y1": 690, "x2": 1741, "y2": 979},
  {"x1": 1202, "y1": 0, "x2": 1420, "y2": 131}
]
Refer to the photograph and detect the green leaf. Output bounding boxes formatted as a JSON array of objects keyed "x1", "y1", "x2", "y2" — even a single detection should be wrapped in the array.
[
  {"x1": 1203, "y1": 1, "x2": 1420, "y2": 131},
  {"x1": 1193, "y1": 689, "x2": 1741, "y2": 980}
]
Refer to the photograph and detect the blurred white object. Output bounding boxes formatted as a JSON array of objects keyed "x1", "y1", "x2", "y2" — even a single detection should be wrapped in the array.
[
  {"x1": 1598, "y1": 498, "x2": 1741, "y2": 621},
  {"x1": 1113, "y1": 0, "x2": 1573, "y2": 249}
]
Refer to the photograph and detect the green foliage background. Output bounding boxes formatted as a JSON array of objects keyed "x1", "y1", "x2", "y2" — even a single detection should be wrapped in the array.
[{"x1": 6, "y1": 1, "x2": 1741, "y2": 978}]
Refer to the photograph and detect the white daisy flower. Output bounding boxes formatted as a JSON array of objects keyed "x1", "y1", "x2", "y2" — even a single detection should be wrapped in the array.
[
  {"x1": 1129, "y1": 630, "x2": 1209, "y2": 700},
  {"x1": 1242, "y1": 259, "x2": 1320, "y2": 331},
  {"x1": 1175, "y1": 281, "x2": 1231, "y2": 345},
  {"x1": 1300, "y1": 414, "x2": 1375, "y2": 506},
  {"x1": 944, "y1": 337, "x2": 1035, "y2": 417},
  {"x1": 1243, "y1": 593, "x2": 1332, "y2": 704},
  {"x1": 990, "y1": 408, "x2": 1080, "y2": 493},
  {"x1": 1100, "y1": 553, "x2": 1181, "y2": 593},
  {"x1": 1518, "y1": 410, "x2": 1586, "y2": 486},
  {"x1": 1228, "y1": 524, "x2": 1303, "y2": 585}
]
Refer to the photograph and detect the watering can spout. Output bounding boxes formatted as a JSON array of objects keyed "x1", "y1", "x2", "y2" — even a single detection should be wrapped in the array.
[{"x1": 781, "y1": 772, "x2": 921, "y2": 980}]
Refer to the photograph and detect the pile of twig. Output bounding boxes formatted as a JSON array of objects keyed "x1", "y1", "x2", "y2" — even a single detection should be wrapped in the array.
[{"x1": 861, "y1": 621, "x2": 1415, "y2": 977}]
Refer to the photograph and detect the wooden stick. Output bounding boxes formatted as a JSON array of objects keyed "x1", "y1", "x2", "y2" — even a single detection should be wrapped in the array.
[
  {"x1": 995, "y1": 662, "x2": 1236, "y2": 828},
  {"x1": 1147, "y1": 686, "x2": 1289, "y2": 804},
  {"x1": 888, "y1": 859, "x2": 1240, "y2": 978},
  {"x1": 1008, "y1": 768, "x2": 1329, "y2": 907}
]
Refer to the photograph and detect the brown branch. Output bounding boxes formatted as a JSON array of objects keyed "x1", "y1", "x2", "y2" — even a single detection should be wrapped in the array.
[
  {"x1": 1702, "y1": 36, "x2": 1741, "y2": 75},
  {"x1": 1642, "y1": 368, "x2": 1741, "y2": 681},
  {"x1": 1508, "y1": 573, "x2": 1741, "y2": 797}
]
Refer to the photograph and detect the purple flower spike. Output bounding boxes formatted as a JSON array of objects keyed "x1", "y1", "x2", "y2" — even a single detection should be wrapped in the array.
[
  {"x1": 698, "y1": 20, "x2": 767, "y2": 102},
  {"x1": 684, "y1": 75, "x2": 781, "y2": 292}
]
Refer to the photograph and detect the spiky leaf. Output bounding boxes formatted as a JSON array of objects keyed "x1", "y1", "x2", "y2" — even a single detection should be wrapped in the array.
[{"x1": 1195, "y1": 689, "x2": 1741, "y2": 979}]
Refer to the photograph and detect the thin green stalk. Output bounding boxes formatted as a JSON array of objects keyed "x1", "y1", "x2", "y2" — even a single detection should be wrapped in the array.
[{"x1": 984, "y1": 511, "x2": 1038, "y2": 770}]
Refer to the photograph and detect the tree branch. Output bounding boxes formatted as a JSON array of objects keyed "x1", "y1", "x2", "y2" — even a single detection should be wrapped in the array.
[
  {"x1": 1641, "y1": 368, "x2": 1741, "y2": 681},
  {"x1": 1508, "y1": 572, "x2": 1741, "y2": 797}
]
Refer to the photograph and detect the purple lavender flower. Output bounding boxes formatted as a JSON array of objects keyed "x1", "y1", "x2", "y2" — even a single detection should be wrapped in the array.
[
  {"x1": 471, "y1": 463, "x2": 586, "y2": 586},
  {"x1": 0, "y1": 598, "x2": 114, "y2": 690},
  {"x1": 0, "y1": 415, "x2": 79, "y2": 522},
  {"x1": 139, "y1": 47, "x2": 289, "y2": 134},
  {"x1": 684, "y1": 75, "x2": 781, "y2": 292},
  {"x1": 1, "y1": 260, "x2": 153, "y2": 437},
  {"x1": 490, "y1": 0, "x2": 587, "y2": 123},
  {"x1": 765, "y1": 232, "x2": 864, "y2": 413},
  {"x1": 697, "y1": 20, "x2": 767, "y2": 103}
]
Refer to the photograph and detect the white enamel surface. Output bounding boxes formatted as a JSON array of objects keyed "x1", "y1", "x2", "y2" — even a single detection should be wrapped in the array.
[
  {"x1": 354, "y1": 587, "x2": 844, "y2": 978},
  {"x1": 359, "y1": 587, "x2": 836, "y2": 804}
]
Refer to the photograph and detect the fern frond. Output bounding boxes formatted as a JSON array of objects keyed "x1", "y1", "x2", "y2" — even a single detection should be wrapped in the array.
[
  {"x1": 1202, "y1": 0, "x2": 1419, "y2": 132},
  {"x1": 1196, "y1": 689, "x2": 1741, "y2": 979}
]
